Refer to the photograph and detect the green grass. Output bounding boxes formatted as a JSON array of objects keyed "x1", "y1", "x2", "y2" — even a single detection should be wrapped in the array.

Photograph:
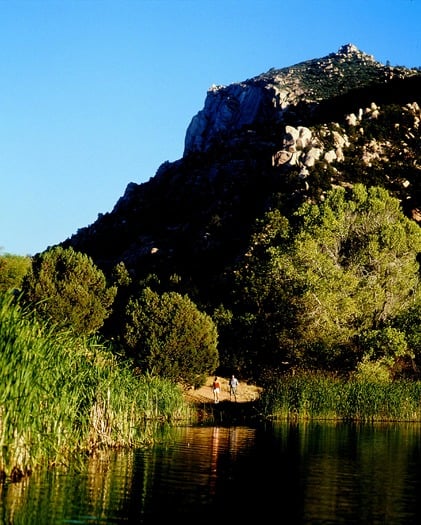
[
  {"x1": 259, "y1": 371, "x2": 421, "y2": 422},
  {"x1": 0, "y1": 292, "x2": 191, "y2": 478}
]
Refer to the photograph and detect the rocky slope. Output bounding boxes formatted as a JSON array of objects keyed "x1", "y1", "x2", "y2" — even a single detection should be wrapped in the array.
[
  {"x1": 62, "y1": 44, "x2": 421, "y2": 304},
  {"x1": 184, "y1": 44, "x2": 397, "y2": 154}
]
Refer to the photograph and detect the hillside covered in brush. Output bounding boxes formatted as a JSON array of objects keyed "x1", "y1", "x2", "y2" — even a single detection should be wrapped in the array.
[{"x1": 55, "y1": 44, "x2": 421, "y2": 379}]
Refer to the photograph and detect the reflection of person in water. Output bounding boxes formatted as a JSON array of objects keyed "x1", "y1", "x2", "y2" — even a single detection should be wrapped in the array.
[
  {"x1": 209, "y1": 426, "x2": 220, "y2": 495},
  {"x1": 228, "y1": 427, "x2": 239, "y2": 459},
  {"x1": 212, "y1": 377, "x2": 220, "y2": 403}
]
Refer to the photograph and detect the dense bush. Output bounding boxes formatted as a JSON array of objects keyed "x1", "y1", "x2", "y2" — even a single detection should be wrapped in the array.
[
  {"x1": 21, "y1": 246, "x2": 116, "y2": 335},
  {"x1": 121, "y1": 287, "x2": 219, "y2": 388},
  {"x1": 229, "y1": 185, "x2": 421, "y2": 377}
]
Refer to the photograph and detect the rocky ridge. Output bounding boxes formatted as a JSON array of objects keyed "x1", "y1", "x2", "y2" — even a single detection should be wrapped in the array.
[
  {"x1": 62, "y1": 44, "x2": 421, "y2": 299},
  {"x1": 184, "y1": 43, "x2": 416, "y2": 154}
]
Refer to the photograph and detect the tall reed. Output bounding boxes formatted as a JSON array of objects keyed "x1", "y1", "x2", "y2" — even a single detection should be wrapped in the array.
[
  {"x1": 0, "y1": 292, "x2": 189, "y2": 477},
  {"x1": 259, "y1": 371, "x2": 421, "y2": 422}
]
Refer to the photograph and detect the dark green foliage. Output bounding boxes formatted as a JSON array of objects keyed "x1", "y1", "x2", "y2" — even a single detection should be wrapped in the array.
[
  {"x1": 21, "y1": 246, "x2": 117, "y2": 335},
  {"x1": 392, "y1": 301, "x2": 421, "y2": 376},
  {"x1": 230, "y1": 185, "x2": 421, "y2": 377},
  {"x1": 121, "y1": 287, "x2": 219, "y2": 388}
]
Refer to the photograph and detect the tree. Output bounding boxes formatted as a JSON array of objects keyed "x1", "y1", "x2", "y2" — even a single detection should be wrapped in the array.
[
  {"x1": 0, "y1": 253, "x2": 31, "y2": 292},
  {"x1": 356, "y1": 327, "x2": 410, "y2": 381},
  {"x1": 289, "y1": 185, "x2": 421, "y2": 355},
  {"x1": 121, "y1": 287, "x2": 219, "y2": 388},
  {"x1": 231, "y1": 184, "x2": 421, "y2": 374},
  {"x1": 223, "y1": 209, "x2": 294, "y2": 378},
  {"x1": 391, "y1": 301, "x2": 421, "y2": 378},
  {"x1": 21, "y1": 246, "x2": 116, "y2": 335}
]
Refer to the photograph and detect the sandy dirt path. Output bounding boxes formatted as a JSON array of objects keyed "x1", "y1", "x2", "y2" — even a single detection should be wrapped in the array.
[{"x1": 184, "y1": 376, "x2": 262, "y2": 405}]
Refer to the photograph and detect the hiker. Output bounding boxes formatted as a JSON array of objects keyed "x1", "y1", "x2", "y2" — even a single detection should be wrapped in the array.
[
  {"x1": 229, "y1": 374, "x2": 239, "y2": 401},
  {"x1": 212, "y1": 376, "x2": 220, "y2": 403}
]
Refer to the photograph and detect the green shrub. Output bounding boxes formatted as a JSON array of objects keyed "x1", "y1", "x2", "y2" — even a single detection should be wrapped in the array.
[
  {"x1": 121, "y1": 287, "x2": 219, "y2": 388},
  {"x1": 0, "y1": 253, "x2": 31, "y2": 292},
  {"x1": 21, "y1": 246, "x2": 116, "y2": 335}
]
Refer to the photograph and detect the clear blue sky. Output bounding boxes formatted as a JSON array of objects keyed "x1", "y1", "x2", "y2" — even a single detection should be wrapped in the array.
[{"x1": 2, "y1": 0, "x2": 421, "y2": 256}]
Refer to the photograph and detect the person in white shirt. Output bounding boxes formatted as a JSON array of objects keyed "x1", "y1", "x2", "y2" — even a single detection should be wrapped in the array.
[{"x1": 229, "y1": 374, "x2": 239, "y2": 401}]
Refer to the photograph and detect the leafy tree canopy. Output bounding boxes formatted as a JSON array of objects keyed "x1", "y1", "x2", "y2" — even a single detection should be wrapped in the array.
[
  {"x1": 232, "y1": 184, "x2": 421, "y2": 374},
  {"x1": 122, "y1": 287, "x2": 219, "y2": 388},
  {"x1": 21, "y1": 246, "x2": 116, "y2": 335}
]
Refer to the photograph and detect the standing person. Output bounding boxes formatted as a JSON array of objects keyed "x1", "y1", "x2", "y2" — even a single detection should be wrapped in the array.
[
  {"x1": 212, "y1": 376, "x2": 220, "y2": 404},
  {"x1": 229, "y1": 374, "x2": 239, "y2": 401}
]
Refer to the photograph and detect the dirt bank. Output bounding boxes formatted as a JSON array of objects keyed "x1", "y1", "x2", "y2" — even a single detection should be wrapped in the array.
[{"x1": 184, "y1": 376, "x2": 262, "y2": 405}]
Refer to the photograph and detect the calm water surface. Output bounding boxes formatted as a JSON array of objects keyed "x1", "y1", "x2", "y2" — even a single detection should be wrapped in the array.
[{"x1": 1, "y1": 422, "x2": 421, "y2": 524}]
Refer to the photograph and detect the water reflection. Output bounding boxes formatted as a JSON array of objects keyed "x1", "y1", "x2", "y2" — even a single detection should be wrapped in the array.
[{"x1": 0, "y1": 422, "x2": 420, "y2": 523}]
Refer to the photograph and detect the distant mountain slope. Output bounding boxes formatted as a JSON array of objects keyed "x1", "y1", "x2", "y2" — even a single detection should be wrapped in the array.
[{"x1": 62, "y1": 44, "x2": 421, "y2": 304}]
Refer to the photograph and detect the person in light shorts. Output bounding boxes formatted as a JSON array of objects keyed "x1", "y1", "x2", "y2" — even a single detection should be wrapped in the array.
[{"x1": 212, "y1": 376, "x2": 220, "y2": 403}]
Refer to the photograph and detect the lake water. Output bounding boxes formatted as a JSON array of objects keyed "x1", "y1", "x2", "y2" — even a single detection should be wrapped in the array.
[{"x1": 1, "y1": 421, "x2": 420, "y2": 523}]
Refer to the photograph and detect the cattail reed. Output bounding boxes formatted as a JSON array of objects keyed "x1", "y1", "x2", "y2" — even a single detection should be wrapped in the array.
[
  {"x1": 0, "y1": 292, "x2": 189, "y2": 478},
  {"x1": 259, "y1": 370, "x2": 421, "y2": 422}
]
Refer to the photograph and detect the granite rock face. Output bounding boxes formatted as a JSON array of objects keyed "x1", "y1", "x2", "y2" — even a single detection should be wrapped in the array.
[
  {"x1": 184, "y1": 83, "x2": 270, "y2": 154},
  {"x1": 184, "y1": 44, "x2": 385, "y2": 155}
]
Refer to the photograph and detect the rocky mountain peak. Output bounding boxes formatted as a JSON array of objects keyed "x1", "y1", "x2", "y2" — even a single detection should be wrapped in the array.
[
  {"x1": 337, "y1": 43, "x2": 373, "y2": 59},
  {"x1": 183, "y1": 44, "x2": 398, "y2": 155}
]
